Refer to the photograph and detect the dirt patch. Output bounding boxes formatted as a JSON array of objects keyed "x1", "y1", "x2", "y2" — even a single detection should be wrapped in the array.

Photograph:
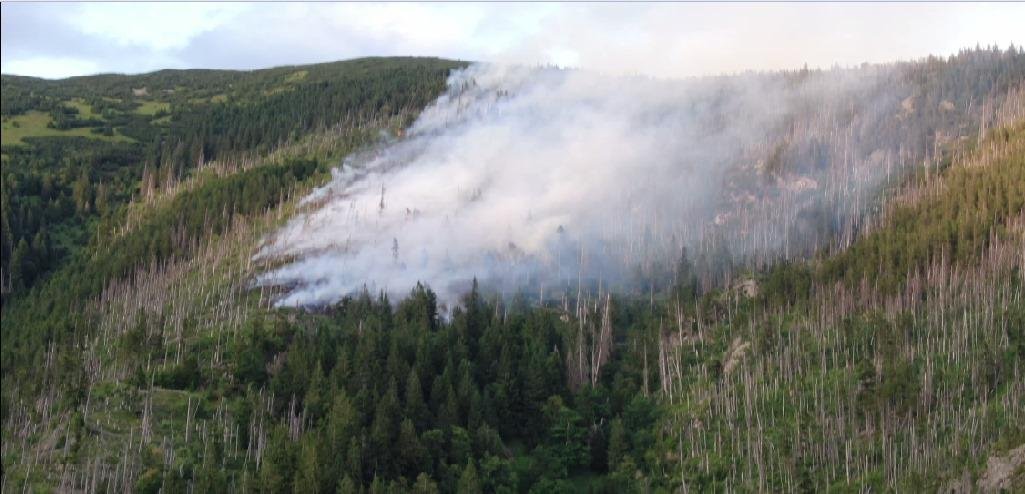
[{"x1": 977, "y1": 444, "x2": 1025, "y2": 492}]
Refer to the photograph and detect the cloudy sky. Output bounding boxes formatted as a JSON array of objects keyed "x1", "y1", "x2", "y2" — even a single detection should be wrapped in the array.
[{"x1": 2, "y1": 2, "x2": 1023, "y2": 80}]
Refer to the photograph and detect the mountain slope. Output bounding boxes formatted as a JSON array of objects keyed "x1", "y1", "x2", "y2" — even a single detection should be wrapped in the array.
[
  {"x1": 1, "y1": 56, "x2": 466, "y2": 298},
  {"x1": 2, "y1": 50, "x2": 1023, "y2": 493},
  {"x1": 659, "y1": 123, "x2": 1024, "y2": 492}
]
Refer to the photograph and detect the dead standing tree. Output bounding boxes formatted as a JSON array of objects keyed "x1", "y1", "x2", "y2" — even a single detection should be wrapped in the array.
[{"x1": 565, "y1": 288, "x2": 615, "y2": 391}]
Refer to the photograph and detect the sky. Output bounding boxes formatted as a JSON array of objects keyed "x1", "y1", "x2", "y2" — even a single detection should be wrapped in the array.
[{"x1": 2, "y1": 2, "x2": 1023, "y2": 80}]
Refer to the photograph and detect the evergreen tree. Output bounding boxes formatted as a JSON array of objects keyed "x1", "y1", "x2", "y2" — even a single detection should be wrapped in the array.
[
  {"x1": 304, "y1": 364, "x2": 327, "y2": 422},
  {"x1": 294, "y1": 435, "x2": 322, "y2": 494},
  {"x1": 412, "y1": 473, "x2": 439, "y2": 494},
  {"x1": 261, "y1": 427, "x2": 294, "y2": 494},
  {"x1": 404, "y1": 367, "x2": 429, "y2": 430},
  {"x1": 397, "y1": 418, "x2": 426, "y2": 478},
  {"x1": 72, "y1": 170, "x2": 92, "y2": 214},
  {"x1": 456, "y1": 460, "x2": 482, "y2": 494},
  {"x1": 336, "y1": 476, "x2": 358, "y2": 494},
  {"x1": 10, "y1": 238, "x2": 31, "y2": 290},
  {"x1": 607, "y1": 418, "x2": 629, "y2": 471}
]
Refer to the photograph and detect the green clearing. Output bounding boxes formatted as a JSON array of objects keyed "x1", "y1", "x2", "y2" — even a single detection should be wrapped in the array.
[
  {"x1": 1, "y1": 111, "x2": 132, "y2": 146},
  {"x1": 188, "y1": 94, "x2": 228, "y2": 105},
  {"x1": 134, "y1": 100, "x2": 170, "y2": 116},
  {"x1": 67, "y1": 98, "x2": 101, "y2": 120},
  {"x1": 284, "y1": 70, "x2": 308, "y2": 83}
]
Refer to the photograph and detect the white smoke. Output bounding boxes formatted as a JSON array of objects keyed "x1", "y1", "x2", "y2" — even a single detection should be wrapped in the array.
[{"x1": 255, "y1": 63, "x2": 903, "y2": 307}]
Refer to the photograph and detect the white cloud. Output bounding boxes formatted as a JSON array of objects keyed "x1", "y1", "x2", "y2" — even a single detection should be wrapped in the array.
[
  {"x1": 493, "y1": 3, "x2": 1025, "y2": 78},
  {"x1": 2, "y1": 57, "x2": 100, "y2": 80},
  {"x1": 2, "y1": 3, "x2": 1023, "y2": 78},
  {"x1": 74, "y1": 3, "x2": 246, "y2": 51}
]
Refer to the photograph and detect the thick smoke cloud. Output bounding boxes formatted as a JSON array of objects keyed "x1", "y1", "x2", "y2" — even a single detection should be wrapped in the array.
[{"x1": 255, "y1": 63, "x2": 904, "y2": 307}]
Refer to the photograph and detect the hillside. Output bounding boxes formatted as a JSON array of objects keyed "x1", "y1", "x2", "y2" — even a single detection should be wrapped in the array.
[
  {"x1": 1, "y1": 57, "x2": 466, "y2": 298},
  {"x1": 2, "y1": 50, "x2": 1024, "y2": 493}
]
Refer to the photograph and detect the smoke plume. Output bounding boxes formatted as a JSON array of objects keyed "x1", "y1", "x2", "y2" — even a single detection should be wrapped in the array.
[{"x1": 254, "y1": 63, "x2": 945, "y2": 307}]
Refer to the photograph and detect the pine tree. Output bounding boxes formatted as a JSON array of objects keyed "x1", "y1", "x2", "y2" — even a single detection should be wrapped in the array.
[
  {"x1": 404, "y1": 367, "x2": 428, "y2": 430},
  {"x1": 294, "y1": 435, "x2": 321, "y2": 494},
  {"x1": 10, "y1": 238, "x2": 31, "y2": 290},
  {"x1": 31, "y1": 229, "x2": 49, "y2": 275},
  {"x1": 441, "y1": 383, "x2": 461, "y2": 428},
  {"x1": 261, "y1": 427, "x2": 294, "y2": 494},
  {"x1": 370, "y1": 380, "x2": 400, "y2": 472},
  {"x1": 456, "y1": 460, "x2": 482, "y2": 494},
  {"x1": 369, "y1": 475, "x2": 386, "y2": 494},
  {"x1": 397, "y1": 418, "x2": 425, "y2": 478},
  {"x1": 95, "y1": 182, "x2": 111, "y2": 216},
  {"x1": 304, "y1": 364, "x2": 327, "y2": 422},
  {"x1": 335, "y1": 475, "x2": 357, "y2": 494},
  {"x1": 72, "y1": 169, "x2": 92, "y2": 214},
  {"x1": 412, "y1": 473, "x2": 439, "y2": 494},
  {"x1": 607, "y1": 418, "x2": 629, "y2": 471}
]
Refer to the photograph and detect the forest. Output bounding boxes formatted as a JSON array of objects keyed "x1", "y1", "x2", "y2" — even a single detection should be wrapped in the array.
[{"x1": 1, "y1": 48, "x2": 1024, "y2": 493}]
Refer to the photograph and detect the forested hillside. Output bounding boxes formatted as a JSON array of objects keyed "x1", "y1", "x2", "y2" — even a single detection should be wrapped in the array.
[
  {"x1": 2, "y1": 49, "x2": 1023, "y2": 493},
  {"x1": 1, "y1": 57, "x2": 463, "y2": 297}
]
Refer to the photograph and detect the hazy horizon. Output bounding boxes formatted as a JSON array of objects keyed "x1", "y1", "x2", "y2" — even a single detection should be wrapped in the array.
[
  {"x1": 3, "y1": 2, "x2": 1023, "y2": 80},
  {"x1": 3, "y1": 48, "x2": 1021, "y2": 83}
]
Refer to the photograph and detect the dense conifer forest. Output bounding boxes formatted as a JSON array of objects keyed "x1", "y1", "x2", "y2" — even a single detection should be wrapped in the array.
[{"x1": 1, "y1": 49, "x2": 1023, "y2": 492}]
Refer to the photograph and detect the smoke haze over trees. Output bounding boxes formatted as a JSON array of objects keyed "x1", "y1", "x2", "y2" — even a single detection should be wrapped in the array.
[{"x1": 258, "y1": 49, "x2": 1025, "y2": 306}]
